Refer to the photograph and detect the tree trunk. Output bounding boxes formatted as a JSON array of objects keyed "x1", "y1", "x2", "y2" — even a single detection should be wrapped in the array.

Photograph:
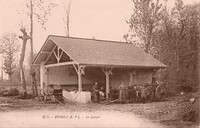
[
  {"x1": 9, "y1": 74, "x2": 12, "y2": 88},
  {"x1": 19, "y1": 28, "x2": 30, "y2": 96},
  {"x1": 63, "y1": 0, "x2": 72, "y2": 37},
  {"x1": 30, "y1": 70, "x2": 37, "y2": 96},
  {"x1": 19, "y1": 46, "x2": 26, "y2": 94},
  {"x1": 30, "y1": 0, "x2": 38, "y2": 96},
  {"x1": 66, "y1": 1, "x2": 71, "y2": 37},
  {"x1": 20, "y1": 67, "x2": 26, "y2": 91}
]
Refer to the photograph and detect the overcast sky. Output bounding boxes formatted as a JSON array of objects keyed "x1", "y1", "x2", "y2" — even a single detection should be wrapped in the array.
[{"x1": 0, "y1": 0, "x2": 200, "y2": 53}]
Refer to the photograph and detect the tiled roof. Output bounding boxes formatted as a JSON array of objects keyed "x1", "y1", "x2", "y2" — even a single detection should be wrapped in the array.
[{"x1": 33, "y1": 35, "x2": 166, "y2": 68}]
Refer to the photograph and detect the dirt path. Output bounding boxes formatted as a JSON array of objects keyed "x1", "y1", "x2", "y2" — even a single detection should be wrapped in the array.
[
  {"x1": 0, "y1": 110, "x2": 163, "y2": 128},
  {"x1": 1, "y1": 96, "x2": 198, "y2": 128}
]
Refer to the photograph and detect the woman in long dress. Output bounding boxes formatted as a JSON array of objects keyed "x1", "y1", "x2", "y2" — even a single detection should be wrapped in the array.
[
  {"x1": 92, "y1": 82, "x2": 100, "y2": 103},
  {"x1": 119, "y1": 82, "x2": 126, "y2": 104},
  {"x1": 127, "y1": 82, "x2": 134, "y2": 103}
]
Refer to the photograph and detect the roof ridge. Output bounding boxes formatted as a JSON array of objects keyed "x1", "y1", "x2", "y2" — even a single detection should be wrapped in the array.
[{"x1": 49, "y1": 35, "x2": 132, "y2": 45}]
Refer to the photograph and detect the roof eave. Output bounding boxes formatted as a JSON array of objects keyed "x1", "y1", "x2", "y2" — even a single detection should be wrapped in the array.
[
  {"x1": 79, "y1": 63, "x2": 167, "y2": 69},
  {"x1": 32, "y1": 35, "x2": 51, "y2": 65}
]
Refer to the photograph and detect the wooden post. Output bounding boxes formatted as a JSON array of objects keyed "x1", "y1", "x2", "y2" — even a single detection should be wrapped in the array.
[
  {"x1": 102, "y1": 67, "x2": 112, "y2": 99},
  {"x1": 131, "y1": 71, "x2": 136, "y2": 84},
  {"x1": 133, "y1": 71, "x2": 137, "y2": 84},
  {"x1": 77, "y1": 65, "x2": 85, "y2": 92},
  {"x1": 78, "y1": 72, "x2": 82, "y2": 91},
  {"x1": 129, "y1": 72, "x2": 133, "y2": 83},
  {"x1": 0, "y1": 53, "x2": 3, "y2": 80},
  {"x1": 105, "y1": 71, "x2": 110, "y2": 99},
  {"x1": 40, "y1": 61, "x2": 45, "y2": 89},
  {"x1": 46, "y1": 68, "x2": 49, "y2": 85},
  {"x1": 130, "y1": 70, "x2": 136, "y2": 83}
]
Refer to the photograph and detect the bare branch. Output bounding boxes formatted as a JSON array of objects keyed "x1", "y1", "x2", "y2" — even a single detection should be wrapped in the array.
[
  {"x1": 19, "y1": 36, "x2": 23, "y2": 39},
  {"x1": 20, "y1": 28, "x2": 28, "y2": 36}
]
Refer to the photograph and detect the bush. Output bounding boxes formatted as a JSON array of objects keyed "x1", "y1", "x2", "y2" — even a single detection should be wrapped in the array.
[
  {"x1": 2, "y1": 88, "x2": 19, "y2": 96},
  {"x1": 0, "y1": 87, "x2": 7, "y2": 95},
  {"x1": 177, "y1": 91, "x2": 200, "y2": 124},
  {"x1": 181, "y1": 102, "x2": 199, "y2": 123},
  {"x1": 180, "y1": 85, "x2": 194, "y2": 92}
]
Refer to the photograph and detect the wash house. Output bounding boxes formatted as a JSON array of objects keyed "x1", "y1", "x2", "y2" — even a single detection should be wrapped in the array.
[{"x1": 33, "y1": 35, "x2": 166, "y2": 103}]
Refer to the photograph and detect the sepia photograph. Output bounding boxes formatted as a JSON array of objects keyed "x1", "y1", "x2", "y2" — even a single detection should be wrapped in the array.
[{"x1": 0, "y1": 0, "x2": 200, "y2": 127}]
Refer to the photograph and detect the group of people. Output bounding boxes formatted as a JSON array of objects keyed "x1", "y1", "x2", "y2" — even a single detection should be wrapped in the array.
[
  {"x1": 92, "y1": 77, "x2": 157, "y2": 104},
  {"x1": 118, "y1": 81, "x2": 135, "y2": 104},
  {"x1": 91, "y1": 81, "x2": 135, "y2": 104},
  {"x1": 118, "y1": 77, "x2": 158, "y2": 104}
]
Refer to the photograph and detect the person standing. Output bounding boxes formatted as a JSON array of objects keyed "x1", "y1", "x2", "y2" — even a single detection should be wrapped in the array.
[
  {"x1": 119, "y1": 82, "x2": 126, "y2": 104},
  {"x1": 92, "y1": 82, "x2": 100, "y2": 103},
  {"x1": 127, "y1": 82, "x2": 134, "y2": 103}
]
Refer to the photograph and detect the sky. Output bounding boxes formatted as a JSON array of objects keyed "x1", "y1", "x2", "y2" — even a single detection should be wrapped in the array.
[{"x1": 0, "y1": 0, "x2": 200, "y2": 53}]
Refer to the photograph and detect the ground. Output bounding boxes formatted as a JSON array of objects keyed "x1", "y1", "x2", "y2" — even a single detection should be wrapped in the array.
[{"x1": 0, "y1": 95, "x2": 199, "y2": 128}]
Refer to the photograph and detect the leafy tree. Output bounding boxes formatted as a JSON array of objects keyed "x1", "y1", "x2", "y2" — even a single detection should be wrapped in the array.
[
  {"x1": 157, "y1": 0, "x2": 200, "y2": 90},
  {"x1": 126, "y1": 0, "x2": 200, "y2": 93},
  {"x1": 157, "y1": 7, "x2": 178, "y2": 88},
  {"x1": 125, "y1": 0, "x2": 163, "y2": 55},
  {"x1": 0, "y1": 32, "x2": 20, "y2": 86},
  {"x1": 173, "y1": 1, "x2": 200, "y2": 90}
]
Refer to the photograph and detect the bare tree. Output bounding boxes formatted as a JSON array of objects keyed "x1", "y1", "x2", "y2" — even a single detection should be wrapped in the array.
[
  {"x1": 19, "y1": 28, "x2": 30, "y2": 96},
  {"x1": 62, "y1": 0, "x2": 72, "y2": 37},
  {"x1": 19, "y1": 0, "x2": 57, "y2": 96},
  {"x1": 1, "y1": 32, "x2": 20, "y2": 87},
  {"x1": 29, "y1": 0, "x2": 36, "y2": 96}
]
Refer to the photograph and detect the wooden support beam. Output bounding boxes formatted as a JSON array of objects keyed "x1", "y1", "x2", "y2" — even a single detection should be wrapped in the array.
[
  {"x1": 44, "y1": 45, "x2": 57, "y2": 65},
  {"x1": 40, "y1": 51, "x2": 50, "y2": 54},
  {"x1": 78, "y1": 73, "x2": 82, "y2": 92},
  {"x1": 130, "y1": 70, "x2": 136, "y2": 84},
  {"x1": 80, "y1": 66, "x2": 85, "y2": 75},
  {"x1": 73, "y1": 64, "x2": 78, "y2": 74},
  {"x1": 40, "y1": 61, "x2": 45, "y2": 89},
  {"x1": 102, "y1": 67, "x2": 112, "y2": 99},
  {"x1": 57, "y1": 47, "x2": 60, "y2": 60},
  {"x1": 44, "y1": 61, "x2": 75, "y2": 68},
  {"x1": 44, "y1": 67, "x2": 48, "y2": 86},
  {"x1": 59, "y1": 50, "x2": 64, "y2": 60},
  {"x1": 46, "y1": 68, "x2": 49, "y2": 86},
  {"x1": 77, "y1": 65, "x2": 85, "y2": 92},
  {"x1": 129, "y1": 72, "x2": 133, "y2": 83},
  {"x1": 101, "y1": 67, "x2": 106, "y2": 74},
  {"x1": 52, "y1": 46, "x2": 64, "y2": 63},
  {"x1": 72, "y1": 64, "x2": 82, "y2": 92},
  {"x1": 105, "y1": 71, "x2": 110, "y2": 99},
  {"x1": 53, "y1": 51, "x2": 59, "y2": 63},
  {"x1": 129, "y1": 70, "x2": 136, "y2": 84},
  {"x1": 44, "y1": 67, "x2": 47, "y2": 75}
]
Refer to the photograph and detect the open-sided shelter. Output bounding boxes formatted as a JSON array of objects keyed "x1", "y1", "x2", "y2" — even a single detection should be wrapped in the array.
[{"x1": 33, "y1": 35, "x2": 166, "y2": 103}]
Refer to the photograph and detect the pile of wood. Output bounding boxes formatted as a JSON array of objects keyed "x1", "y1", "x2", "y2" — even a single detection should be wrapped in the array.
[{"x1": 100, "y1": 99, "x2": 119, "y2": 105}]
